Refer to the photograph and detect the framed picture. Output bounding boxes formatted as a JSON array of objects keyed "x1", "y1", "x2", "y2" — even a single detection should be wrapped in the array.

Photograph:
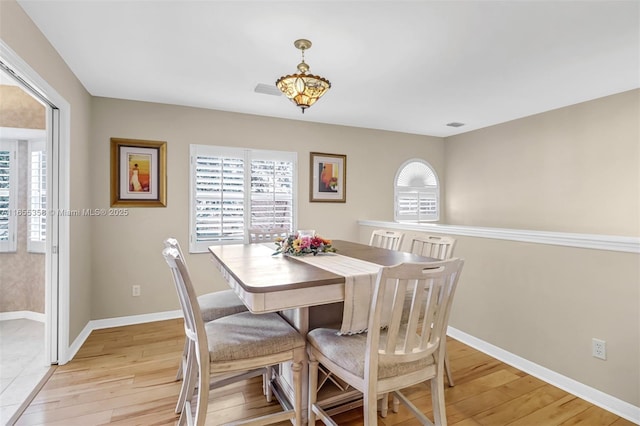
[
  {"x1": 110, "y1": 138, "x2": 167, "y2": 207},
  {"x1": 310, "y1": 152, "x2": 346, "y2": 203}
]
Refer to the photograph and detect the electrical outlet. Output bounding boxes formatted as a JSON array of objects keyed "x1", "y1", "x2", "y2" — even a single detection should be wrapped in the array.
[
  {"x1": 592, "y1": 338, "x2": 606, "y2": 360},
  {"x1": 132, "y1": 285, "x2": 141, "y2": 297}
]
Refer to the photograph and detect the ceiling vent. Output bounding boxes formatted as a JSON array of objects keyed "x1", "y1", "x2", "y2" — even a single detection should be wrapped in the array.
[{"x1": 446, "y1": 122, "x2": 465, "y2": 128}]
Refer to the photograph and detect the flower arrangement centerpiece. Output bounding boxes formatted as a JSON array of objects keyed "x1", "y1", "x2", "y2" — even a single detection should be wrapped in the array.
[{"x1": 273, "y1": 232, "x2": 337, "y2": 256}]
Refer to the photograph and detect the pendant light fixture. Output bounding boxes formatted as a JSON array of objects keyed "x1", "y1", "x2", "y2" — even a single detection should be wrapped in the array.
[{"x1": 276, "y1": 39, "x2": 331, "y2": 113}]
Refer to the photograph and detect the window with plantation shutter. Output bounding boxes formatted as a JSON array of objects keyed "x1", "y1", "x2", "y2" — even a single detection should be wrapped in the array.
[
  {"x1": 28, "y1": 140, "x2": 47, "y2": 253},
  {"x1": 394, "y1": 159, "x2": 439, "y2": 222},
  {"x1": 190, "y1": 145, "x2": 296, "y2": 253},
  {"x1": 0, "y1": 140, "x2": 17, "y2": 252}
]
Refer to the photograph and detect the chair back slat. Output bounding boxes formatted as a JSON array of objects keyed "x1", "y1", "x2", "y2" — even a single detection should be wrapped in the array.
[
  {"x1": 163, "y1": 248, "x2": 203, "y2": 346},
  {"x1": 410, "y1": 235, "x2": 456, "y2": 260},
  {"x1": 369, "y1": 230, "x2": 404, "y2": 250},
  {"x1": 367, "y1": 259, "x2": 464, "y2": 371},
  {"x1": 403, "y1": 279, "x2": 427, "y2": 351},
  {"x1": 382, "y1": 277, "x2": 407, "y2": 353},
  {"x1": 420, "y1": 277, "x2": 439, "y2": 349},
  {"x1": 248, "y1": 227, "x2": 290, "y2": 244}
]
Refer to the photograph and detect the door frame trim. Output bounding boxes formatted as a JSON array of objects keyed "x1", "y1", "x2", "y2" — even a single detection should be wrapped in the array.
[{"x1": 0, "y1": 39, "x2": 71, "y2": 364}]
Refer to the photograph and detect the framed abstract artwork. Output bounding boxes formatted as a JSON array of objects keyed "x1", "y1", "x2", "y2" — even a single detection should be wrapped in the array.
[
  {"x1": 110, "y1": 138, "x2": 167, "y2": 207},
  {"x1": 310, "y1": 152, "x2": 346, "y2": 203}
]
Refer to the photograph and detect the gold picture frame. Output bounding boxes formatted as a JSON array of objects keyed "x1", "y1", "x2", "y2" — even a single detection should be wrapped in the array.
[
  {"x1": 110, "y1": 138, "x2": 167, "y2": 207},
  {"x1": 310, "y1": 152, "x2": 346, "y2": 203}
]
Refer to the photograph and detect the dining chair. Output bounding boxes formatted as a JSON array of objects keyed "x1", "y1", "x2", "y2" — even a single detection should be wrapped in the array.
[
  {"x1": 248, "y1": 227, "x2": 290, "y2": 243},
  {"x1": 164, "y1": 238, "x2": 249, "y2": 414},
  {"x1": 368, "y1": 229, "x2": 404, "y2": 251},
  {"x1": 409, "y1": 234, "x2": 456, "y2": 262},
  {"x1": 307, "y1": 258, "x2": 465, "y2": 426},
  {"x1": 408, "y1": 234, "x2": 457, "y2": 386},
  {"x1": 163, "y1": 246, "x2": 306, "y2": 426}
]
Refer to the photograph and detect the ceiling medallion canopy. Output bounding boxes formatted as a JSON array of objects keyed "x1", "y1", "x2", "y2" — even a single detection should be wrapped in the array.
[{"x1": 276, "y1": 39, "x2": 331, "y2": 113}]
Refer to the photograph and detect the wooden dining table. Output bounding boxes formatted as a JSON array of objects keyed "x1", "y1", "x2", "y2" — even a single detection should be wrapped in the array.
[{"x1": 208, "y1": 239, "x2": 437, "y2": 420}]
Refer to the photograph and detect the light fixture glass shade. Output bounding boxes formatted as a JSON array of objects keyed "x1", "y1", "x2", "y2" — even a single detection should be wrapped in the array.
[{"x1": 276, "y1": 73, "x2": 331, "y2": 113}]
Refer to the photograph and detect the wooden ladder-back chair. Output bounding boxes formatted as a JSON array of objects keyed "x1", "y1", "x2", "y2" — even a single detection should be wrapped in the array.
[
  {"x1": 369, "y1": 230, "x2": 404, "y2": 251},
  {"x1": 307, "y1": 258, "x2": 464, "y2": 426},
  {"x1": 409, "y1": 234, "x2": 456, "y2": 262},
  {"x1": 164, "y1": 239, "x2": 251, "y2": 414},
  {"x1": 409, "y1": 234, "x2": 457, "y2": 386},
  {"x1": 163, "y1": 246, "x2": 306, "y2": 426}
]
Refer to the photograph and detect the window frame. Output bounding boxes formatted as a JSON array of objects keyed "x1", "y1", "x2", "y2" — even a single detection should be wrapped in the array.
[
  {"x1": 394, "y1": 158, "x2": 440, "y2": 222},
  {"x1": 0, "y1": 140, "x2": 18, "y2": 252},
  {"x1": 28, "y1": 139, "x2": 47, "y2": 253},
  {"x1": 189, "y1": 144, "x2": 297, "y2": 253}
]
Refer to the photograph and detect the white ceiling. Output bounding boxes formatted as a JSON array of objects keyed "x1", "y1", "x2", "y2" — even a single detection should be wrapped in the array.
[{"x1": 16, "y1": 0, "x2": 640, "y2": 137}]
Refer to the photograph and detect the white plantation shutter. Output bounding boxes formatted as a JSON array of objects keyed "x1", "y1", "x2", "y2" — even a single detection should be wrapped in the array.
[
  {"x1": 396, "y1": 191, "x2": 437, "y2": 219},
  {"x1": 250, "y1": 150, "x2": 294, "y2": 230},
  {"x1": 28, "y1": 140, "x2": 46, "y2": 253},
  {"x1": 0, "y1": 141, "x2": 17, "y2": 252},
  {"x1": 395, "y1": 159, "x2": 439, "y2": 222},
  {"x1": 192, "y1": 148, "x2": 246, "y2": 247},
  {"x1": 190, "y1": 145, "x2": 296, "y2": 252}
]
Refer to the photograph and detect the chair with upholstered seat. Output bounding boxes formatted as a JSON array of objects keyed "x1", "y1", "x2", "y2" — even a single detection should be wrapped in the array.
[
  {"x1": 163, "y1": 246, "x2": 306, "y2": 426},
  {"x1": 165, "y1": 239, "x2": 247, "y2": 327},
  {"x1": 307, "y1": 258, "x2": 464, "y2": 426},
  {"x1": 368, "y1": 229, "x2": 404, "y2": 250},
  {"x1": 408, "y1": 234, "x2": 457, "y2": 386},
  {"x1": 164, "y1": 238, "x2": 250, "y2": 413}
]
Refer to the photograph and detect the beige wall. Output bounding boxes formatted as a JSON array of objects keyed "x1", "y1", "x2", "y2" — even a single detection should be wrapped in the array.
[
  {"x1": 89, "y1": 97, "x2": 444, "y2": 319},
  {"x1": 402, "y1": 90, "x2": 639, "y2": 406},
  {"x1": 0, "y1": 85, "x2": 45, "y2": 129},
  {"x1": 445, "y1": 90, "x2": 640, "y2": 236},
  {"x1": 450, "y1": 235, "x2": 639, "y2": 407},
  {"x1": 1, "y1": 0, "x2": 93, "y2": 343}
]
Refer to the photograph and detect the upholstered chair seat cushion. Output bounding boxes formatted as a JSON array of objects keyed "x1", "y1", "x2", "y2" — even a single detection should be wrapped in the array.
[
  {"x1": 206, "y1": 312, "x2": 305, "y2": 362},
  {"x1": 307, "y1": 327, "x2": 435, "y2": 380},
  {"x1": 198, "y1": 289, "x2": 248, "y2": 323}
]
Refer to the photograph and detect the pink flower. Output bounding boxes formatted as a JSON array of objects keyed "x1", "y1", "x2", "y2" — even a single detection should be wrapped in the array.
[{"x1": 298, "y1": 236, "x2": 312, "y2": 249}]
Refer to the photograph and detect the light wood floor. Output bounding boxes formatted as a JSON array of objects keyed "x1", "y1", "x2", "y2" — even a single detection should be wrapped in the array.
[{"x1": 13, "y1": 319, "x2": 634, "y2": 426}]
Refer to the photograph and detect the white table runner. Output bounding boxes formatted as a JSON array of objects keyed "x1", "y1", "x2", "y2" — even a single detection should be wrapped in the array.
[{"x1": 290, "y1": 253, "x2": 391, "y2": 335}]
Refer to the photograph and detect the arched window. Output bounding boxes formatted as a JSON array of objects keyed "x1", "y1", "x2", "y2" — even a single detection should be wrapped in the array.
[{"x1": 394, "y1": 159, "x2": 439, "y2": 222}]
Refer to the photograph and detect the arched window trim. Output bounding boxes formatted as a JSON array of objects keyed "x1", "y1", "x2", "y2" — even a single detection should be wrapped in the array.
[{"x1": 394, "y1": 158, "x2": 440, "y2": 222}]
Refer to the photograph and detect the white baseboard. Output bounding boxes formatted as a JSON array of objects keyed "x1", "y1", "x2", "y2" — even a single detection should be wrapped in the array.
[
  {"x1": 0, "y1": 311, "x2": 46, "y2": 322},
  {"x1": 65, "y1": 310, "x2": 182, "y2": 364},
  {"x1": 64, "y1": 321, "x2": 93, "y2": 365},
  {"x1": 89, "y1": 309, "x2": 182, "y2": 331},
  {"x1": 448, "y1": 327, "x2": 640, "y2": 425}
]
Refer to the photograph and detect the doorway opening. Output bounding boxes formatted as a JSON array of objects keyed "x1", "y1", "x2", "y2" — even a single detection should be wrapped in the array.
[{"x1": 0, "y1": 54, "x2": 61, "y2": 424}]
